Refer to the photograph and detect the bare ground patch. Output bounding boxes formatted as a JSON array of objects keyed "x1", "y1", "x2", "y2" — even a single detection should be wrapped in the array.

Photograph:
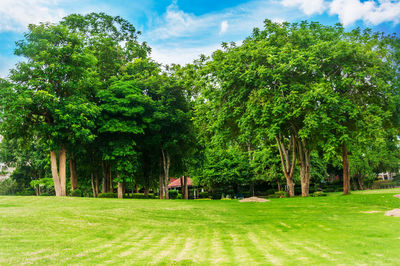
[
  {"x1": 239, "y1": 197, "x2": 269, "y2": 202},
  {"x1": 385, "y1": 209, "x2": 400, "y2": 217}
]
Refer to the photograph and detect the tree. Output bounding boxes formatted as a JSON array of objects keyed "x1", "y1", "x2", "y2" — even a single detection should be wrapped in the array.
[
  {"x1": 97, "y1": 78, "x2": 153, "y2": 198},
  {"x1": 0, "y1": 22, "x2": 100, "y2": 196}
]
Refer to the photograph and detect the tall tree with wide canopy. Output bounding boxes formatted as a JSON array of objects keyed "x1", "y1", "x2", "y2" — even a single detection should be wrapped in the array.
[{"x1": 0, "y1": 22, "x2": 99, "y2": 196}]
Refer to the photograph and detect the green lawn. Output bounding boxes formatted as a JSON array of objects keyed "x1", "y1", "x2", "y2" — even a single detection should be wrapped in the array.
[{"x1": 1, "y1": 189, "x2": 400, "y2": 265}]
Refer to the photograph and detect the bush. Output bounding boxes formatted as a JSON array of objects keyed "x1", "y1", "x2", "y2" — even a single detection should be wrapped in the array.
[
  {"x1": 39, "y1": 192, "x2": 51, "y2": 196},
  {"x1": 0, "y1": 178, "x2": 18, "y2": 195},
  {"x1": 129, "y1": 193, "x2": 156, "y2": 199},
  {"x1": 16, "y1": 189, "x2": 36, "y2": 196},
  {"x1": 311, "y1": 191, "x2": 327, "y2": 197},
  {"x1": 98, "y1": 192, "x2": 117, "y2": 198},
  {"x1": 199, "y1": 192, "x2": 209, "y2": 198},
  {"x1": 70, "y1": 189, "x2": 82, "y2": 197},
  {"x1": 241, "y1": 192, "x2": 251, "y2": 198},
  {"x1": 267, "y1": 191, "x2": 288, "y2": 198},
  {"x1": 211, "y1": 192, "x2": 223, "y2": 200},
  {"x1": 372, "y1": 180, "x2": 398, "y2": 190},
  {"x1": 177, "y1": 193, "x2": 183, "y2": 199},
  {"x1": 265, "y1": 189, "x2": 276, "y2": 196},
  {"x1": 169, "y1": 190, "x2": 179, "y2": 199}
]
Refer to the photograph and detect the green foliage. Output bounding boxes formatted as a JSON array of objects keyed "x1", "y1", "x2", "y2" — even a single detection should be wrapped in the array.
[
  {"x1": 311, "y1": 191, "x2": 327, "y2": 197},
  {"x1": 211, "y1": 191, "x2": 223, "y2": 200},
  {"x1": 199, "y1": 192, "x2": 209, "y2": 198},
  {"x1": 124, "y1": 193, "x2": 156, "y2": 199},
  {"x1": 168, "y1": 190, "x2": 179, "y2": 199},
  {"x1": 372, "y1": 180, "x2": 399, "y2": 190},
  {"x1": 70, "y1": 189, "x2": 83, "y2": 197},
  {"x1": 267, "y1": 191, "x2": 289, "y2": 198},
  {"x1": 194, "y1": 145, "x2": 251, "y2": 190},
  {"x1": 98, "y1": 193, "x2": 118, "y2": 198},
  {"x1": 0, "y1": 178, "x2": 18, "y2": 195}
]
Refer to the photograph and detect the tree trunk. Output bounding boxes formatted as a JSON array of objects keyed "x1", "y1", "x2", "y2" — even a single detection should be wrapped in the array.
[
  {"x1": 286, "y1": 176, "x2": 295, "y2": 197},
  {"x1": 58, "y1": 147, "x2": 67, "y2": 196},
  {"x1": 357, "y1": 173, "x2": 364, "y2": 190},
  {"x1": 50, "y1": 147, "x2": 68, "y2": 197},
  {"x1": 91, "y1": 173, "x2": 96, "y2": 197},
  {"x1": 161, "y1": 148, "x2": 170, "y2": 200},
  {"x1": 277, "y1": 181, "x2": 281, "y2": 192},
  {"x1": 183, "y1": 176, "x2": 188, "y2": 199},
  {"x1": 118, "y1": 182, "x2": 124, "y2": 199},
  {"x1": 50, "y1": 150, "x2": 61, "y2": 196},
  {"x1": 297, "y1": 138, "x2": 310, "y2": 197},
  {"x1": 101, "y1": 161, "x2": 106, "y2": 193},
  {"x1": 180, "y1": 176, "x2": 184, "y2": 197},
  {"x1": 102, "y1": 175, "x2": 106, "y2": 193},
  {"x1": 69, "y1": 155, "x2": 78, "y2": 191},
  {"x1": 342, "y1": 143, "x2": 350, "y2": 195},
  {"x1": 109, "y1": 166, "x2": 113, "y2": 192},
  {"x1": 276, "y1": 134, "x2": 296, "y2": 197},
  {"x1": 95, "y1": 173, "x2": 99, "y2": 197}
]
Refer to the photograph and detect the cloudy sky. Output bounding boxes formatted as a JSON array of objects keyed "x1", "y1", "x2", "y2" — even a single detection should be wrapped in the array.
[{"x1": 1, "y1": 0, "x2": 400, "y2": 77}]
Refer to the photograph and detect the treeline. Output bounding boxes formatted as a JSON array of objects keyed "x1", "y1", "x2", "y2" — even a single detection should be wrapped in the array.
[{"x1": 0, "y1": 13, "x2": 399, "y2": 198}]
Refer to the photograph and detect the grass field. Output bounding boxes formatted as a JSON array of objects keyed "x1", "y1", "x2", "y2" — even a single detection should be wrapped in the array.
[{"x1": 1, "y1": 189, "x2": 400, "y2": 265}]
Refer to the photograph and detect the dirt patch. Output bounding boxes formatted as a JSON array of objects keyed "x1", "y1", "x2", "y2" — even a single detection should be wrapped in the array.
[
  {"x1": 385, "y1": 209, "x2": 400, "y2": 217},
  {"x1": 393, "y1": 194, "x2": 400, "y2": 199},
  {"x1": 362, "y1": 211, "x2": 382, "y2": 214},
  {"x1": 239, "y1": 197, "x2": 269, "y2": 202}
]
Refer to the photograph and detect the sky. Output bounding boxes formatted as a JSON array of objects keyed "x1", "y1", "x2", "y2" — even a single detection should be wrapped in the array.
[{"x1": 1, "y1": 0, "x2": 400, "y2": 78}]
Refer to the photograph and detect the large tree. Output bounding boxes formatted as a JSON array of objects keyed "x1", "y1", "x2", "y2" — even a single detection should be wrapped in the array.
[{"x1": 0, "y1": 22, "x2": 99, "y2": 196}]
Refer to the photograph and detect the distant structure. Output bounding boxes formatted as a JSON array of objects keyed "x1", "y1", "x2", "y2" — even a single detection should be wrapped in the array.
[{"x1": 378, "y1": 172, "x2": 396, "y2": 180}]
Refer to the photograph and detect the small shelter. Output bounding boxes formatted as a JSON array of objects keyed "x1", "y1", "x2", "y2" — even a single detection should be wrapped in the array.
[{"x1": 168, "y1": 177, "x2": 193, "y2": 189}]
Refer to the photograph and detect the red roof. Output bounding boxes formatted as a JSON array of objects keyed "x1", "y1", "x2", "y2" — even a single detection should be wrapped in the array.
[{"x1": 168, "y1": 177, "x2": 193, "y2": 188}]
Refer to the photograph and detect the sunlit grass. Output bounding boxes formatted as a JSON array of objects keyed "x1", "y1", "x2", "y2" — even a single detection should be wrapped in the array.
[{"x1": 1, "y1": 188, "x2": 400, "y2": 265}]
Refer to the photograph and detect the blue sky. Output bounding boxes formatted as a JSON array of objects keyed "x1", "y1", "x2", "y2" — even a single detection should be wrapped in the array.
[{"x1": 1, "y1": 0, "x2": 400, "y2": 78}]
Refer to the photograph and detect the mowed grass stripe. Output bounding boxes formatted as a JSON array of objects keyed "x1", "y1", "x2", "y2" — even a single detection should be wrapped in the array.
[{"x1": 1, "y1": 189, "x2": 400, "y2": 264}]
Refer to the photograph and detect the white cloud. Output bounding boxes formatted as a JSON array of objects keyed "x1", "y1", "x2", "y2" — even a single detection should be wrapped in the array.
[
  {"x1": 220, "y1": 20, "x2": 229, "y2": 34},
  {"x1": 147, "y1": 2, "x2": 220, "y2": 40},
  {"x1": 0, "y1": 0, "x2": 66, "y2": 32},
  {"x1": 145, "y1": 1, "x2": 305, "y2": 43},
  {"x1": 144, "y1": 1, "x2": 306, "y2": 66},
  {"x1": 150, "y1": 44, "x2": 221, "y2": 66},
  {"x1": 0, "y1": 55, "x2": 19, "y2": 78},
  {"x1": 329, "y1": 0, "x2": 400, "y2": 26},
  {"x1": 281, "y1": 0, "x2": 327, "y2": 15}
]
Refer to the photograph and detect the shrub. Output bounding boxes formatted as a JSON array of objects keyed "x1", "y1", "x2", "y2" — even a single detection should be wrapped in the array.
[
  {"x1": 0, "y1": 178, "x2": 18, "y2": 195},
  {"x1": 372, "y1": 180, "x2": 398, "y2": 190},
  {"x1": 98, "y1": 192, "x2": 117, "y2": 198},
  {"x1": 267, "y1": 191, "x2": 288, "y2": 198},
  {"x1": 169, "y1": 190, "x2": 179, "y2": 199},
  {"x1": 211, "y1": 192, "x2": 223, "y2": 200},
  {"x1": 266, "y1": 189, "x2": 276, "y2": 195},
  {"x1": 241, "y1": 192, "x2": 251, "y2": 198},
  {"x1": 312, "y1": 191, "x2": 327, "y2": 197},
  {"x1": 177, "y1": 193, "x2": 182, "y2": 199},
  {"x1": 39, "y1": 192, "x2": 51, "y2": 196},
  {"x1": 131, "y1": 193, "x2": 156, "y2": 199},
  {"x1": 70, "y1": 189, "x2": 83, "y2": 197},
  {"x1": 275, "y1": 191, "x2": 288, "y2": 197},
  {"x1": 16, "y1": 189, "x2": 36, "y2": 196},
  {"x1": 199, "y1": 192, "x2": 209, "y2": 198}
]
